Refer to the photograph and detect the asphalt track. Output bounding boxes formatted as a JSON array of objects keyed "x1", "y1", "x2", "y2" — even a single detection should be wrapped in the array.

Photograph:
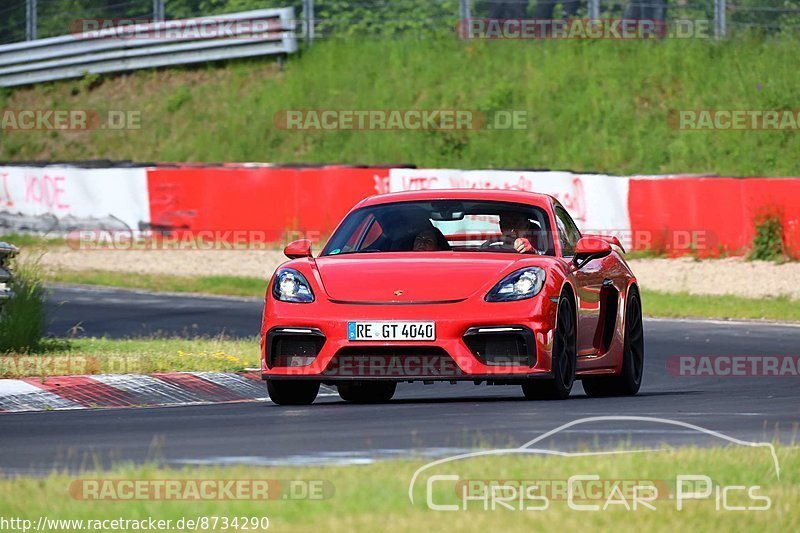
[{"x1": 1, "y1": 285, "x2": 798, "y2": 475}]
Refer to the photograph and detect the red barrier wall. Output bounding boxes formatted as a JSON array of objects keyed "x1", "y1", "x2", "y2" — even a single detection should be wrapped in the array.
[
  {"x1": 147, "y1": 166, "x2": 384, "y2": 243},
  {"x1": 144, "y1": 165, "x2": 800, "y2": 258},
  {"x1": 628, "y1": 178, "x2": 800, "y2": 258}
]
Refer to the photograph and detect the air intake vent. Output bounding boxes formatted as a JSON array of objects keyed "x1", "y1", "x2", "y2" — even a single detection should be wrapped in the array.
[
  {"x1": 267, "y1": 328, "x2": 325, "y2": 368},
  {"x1": 463, "y1": 326, "x2": 536, "y2": 367}
]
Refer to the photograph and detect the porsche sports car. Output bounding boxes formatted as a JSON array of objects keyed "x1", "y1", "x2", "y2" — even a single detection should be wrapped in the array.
[{"x1": 261, "y1": 189, "x2": 644, "y2": 405}]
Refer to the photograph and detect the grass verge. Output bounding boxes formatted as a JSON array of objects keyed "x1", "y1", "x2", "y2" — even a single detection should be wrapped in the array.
[
  {"x1": 45, "y1": 269, "x2": 800, "y2": 322},
  {"x1": 640, "y1": 290, "x2": 800, "y2": 322},
  {"x1": 48, "y1": 270, "x2": 266, "y2": 298},
  {"x1": 0, "y1": 337, "x2": 260, "y2": 378},
  {"x1": 4, "y1": 37, "x2": 800, "y2": 175},
  {"x1": 0, "y1": 254, "x2": 46, "y2": 352},
  {"x1": 0, "y1": 447, "x2": 796, "y2": 531}
]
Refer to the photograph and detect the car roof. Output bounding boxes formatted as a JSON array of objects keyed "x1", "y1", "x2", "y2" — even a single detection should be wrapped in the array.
[{"x1": 355, "y1": 189, "x2": 555, "y2": 209}]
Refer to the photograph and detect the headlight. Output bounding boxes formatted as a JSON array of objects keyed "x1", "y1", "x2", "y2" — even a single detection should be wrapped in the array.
[
  {"x1": 485, "y1": 267, "x2": 546, "y2": 302},
  {"x1": 272, "y1": 268, "x2": 315, "y2": 303}
]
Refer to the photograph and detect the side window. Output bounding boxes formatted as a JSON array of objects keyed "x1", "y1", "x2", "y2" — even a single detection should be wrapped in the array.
[
  {"x1": 360, "y1": 218, "x2": 383, "y2": 249},
  {"x1": 555, "y1": 206, "x2": 581, "y2": 257},
  {"x1": 343, "y1": 214, "x2": 383, "y2": 251}
]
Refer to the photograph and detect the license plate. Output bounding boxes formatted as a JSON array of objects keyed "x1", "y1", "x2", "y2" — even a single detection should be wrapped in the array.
[{"x1": 347, "y1": 321, "x2": 435, "y2": 341}]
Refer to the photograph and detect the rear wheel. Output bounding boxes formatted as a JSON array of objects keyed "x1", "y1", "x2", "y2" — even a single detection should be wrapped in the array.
[
  {"x1": 522, "y1": 296, "x2": 576, "y2": 400},
  {"x1": 582, "y1": 287, "x2": 644, "y2": 397},
  {"x1": 338, "y1": 382, "x2": 397, "y2": 403},
  {"x1": 267, "y1": 380, "x2": 320, "y2": 405}
]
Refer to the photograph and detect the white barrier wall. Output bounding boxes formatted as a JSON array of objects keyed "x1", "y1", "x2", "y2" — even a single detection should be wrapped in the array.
[
  {"x1": 389, "y1": 168, "x2": 631, "y2": 244},
  {"x1": 0, "y1": 166, "x2": 150, "y2": 232}
]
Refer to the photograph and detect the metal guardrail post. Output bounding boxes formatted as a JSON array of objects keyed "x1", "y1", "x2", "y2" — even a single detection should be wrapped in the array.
[
  {"x1": 26, "y1": 0, "x2": 38, "y2": 41},
  {"x1": 302, "y1": 0, "x2": 315, "y2": 46},
  {"x1": 0, "y1": 243, "x2": 18, "y2": 310},
  {"x1": 714, "y1": 0, "x2": 727, "y2": 39},
  {"x1": 153, "y1": 0, "x2": 166, "y2": 21},
  {"x1": 588, "y1": 0, "x2": 600, "y2": 20},
  {"x1": 459, "y1": 0, "x2": 472, "y2": 22}
]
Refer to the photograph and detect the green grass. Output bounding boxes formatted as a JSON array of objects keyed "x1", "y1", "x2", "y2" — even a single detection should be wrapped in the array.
[
  {"x1": 0, "y1": 336, "x2": 260, "y2": 378},
  {"x1": 0, "y1": 447, "x2": 796, "y2": 531},
  {"x1": 641, "y1": 290, "x2": 800, "y2": 322},
  {"x1": 0, "y1": 233, "x2": 66, "y2": 248},
  {"x1": 3, "y1": 37, "x2": 800, "y2": 175},
  {"x1": 48, "y1": 270, "x2": 267, "y2": 298},
  {"x1": 0, "y1": 255, "x2": 46, "y2": 352},
  {"x1": 47, "y1": 269, "x2": 800, "y2": 322}
]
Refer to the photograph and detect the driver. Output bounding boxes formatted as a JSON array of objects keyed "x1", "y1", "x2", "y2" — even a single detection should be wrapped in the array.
[
  {"x1": 497, "y1": 211, "x2": 538, "y2": 254},
  {"x1": 413, "y1": 228, "x2": 439, "y2": 251}
]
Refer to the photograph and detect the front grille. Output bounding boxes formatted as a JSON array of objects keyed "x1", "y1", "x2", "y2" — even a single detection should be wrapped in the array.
[
  {"x1": 323, "y1": 346, "x2": 464, "y2": 378},
  {"x1": 267, "y1": 328, "x2": 325, "y2": 368},
  {"x1": 463, "y1": 326, "x2": 536, "y2": 366}
]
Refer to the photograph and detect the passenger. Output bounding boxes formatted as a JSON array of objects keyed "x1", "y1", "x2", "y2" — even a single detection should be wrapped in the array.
[{"x1": 498, "y1": 212, "x2": 538, "y2": 254}]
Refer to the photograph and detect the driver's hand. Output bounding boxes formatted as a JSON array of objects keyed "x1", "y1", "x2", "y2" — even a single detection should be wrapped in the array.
[{"x1": 514, "y1": 238, "x2": 534, "y2": 254}]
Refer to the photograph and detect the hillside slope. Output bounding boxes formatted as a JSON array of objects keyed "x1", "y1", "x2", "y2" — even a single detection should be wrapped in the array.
[{"x1": 2, "y1": 37, "x2": 799, "y2": 175}]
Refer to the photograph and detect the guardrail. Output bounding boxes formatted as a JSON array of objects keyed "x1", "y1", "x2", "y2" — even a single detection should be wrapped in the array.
[
  {"x1": 0, "y1": 242, "x2": 18, "y2": 309},
  {"x1": 0, "y1": 8, "x2": 298, "y2": 87}
]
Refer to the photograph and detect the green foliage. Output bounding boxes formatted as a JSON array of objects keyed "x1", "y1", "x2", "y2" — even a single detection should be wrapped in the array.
[
  {"x1": 0, "y1": 254, "x2": 46, "y2": 353},
  {"x1": 750, "y1": 209, "x2": 785, "y2": 261},
  {"x1": 166, "y1": 86, "x2": 193, "y2": 113},
  {"x1": 315, "y1": 0, "x2": 459, "y2": 38},
  {"x1": 6, "y1": 0, "x2": 800, "y2": 45},
  {"x1": 4, "y1": 36, "x2": 800, "y2": 176}
]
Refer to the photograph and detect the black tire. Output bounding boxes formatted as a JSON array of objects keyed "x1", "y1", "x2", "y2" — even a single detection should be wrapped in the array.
[
  {"x1": 522, "y1": 296, "x2": 577, "y2": 400},
  {"x1": 267, "y1": 380, "x2": 320, "y2": 405},
  {"x1": 337, "y1": 382, "x2": 397, "y2": 404},
  {"x1": 582, "y1": 287, "x2": 645, "y2": 397}
]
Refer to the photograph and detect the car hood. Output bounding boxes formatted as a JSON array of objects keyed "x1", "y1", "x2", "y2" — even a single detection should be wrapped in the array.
[{"x1": 314, "y1": 253, "x2": 525, "y2": 303}]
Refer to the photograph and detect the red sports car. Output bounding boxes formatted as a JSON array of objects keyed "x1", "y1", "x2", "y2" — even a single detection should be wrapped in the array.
[{"x1": 261, "y1": 189, "x2": 644, "y2": 405}]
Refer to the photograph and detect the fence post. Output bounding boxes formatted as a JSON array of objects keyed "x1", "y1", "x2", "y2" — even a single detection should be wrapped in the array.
[
  {"x1": 459, "y1": 0, "x2": 471, "y2": 21},
  {"x1": 588, "y1": 0, "x2": 600, "y2": 19},
  {"x1": 153, "y1": 0, "x2": 165, "y2": 21},
  {"x1": 459, "y1": 0, "x2": 471, "y2": 40},
  {"x1": 26, "y1": 0, "x2": 37, "y2": 41},
  {"x1": 302, "y1": 0, "x2": 315, "y2": 46},
  {"x1": 714, "y1": 0, "x2": 727, "y2": 39}
]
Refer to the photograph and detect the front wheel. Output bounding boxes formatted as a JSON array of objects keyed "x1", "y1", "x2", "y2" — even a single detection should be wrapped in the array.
[
  {"x1": 267, "y1": 380, "x2": 320, "y2": 405},
  {"x1": 338, "y1": 382, "x2": 397, "y2": 403},
  {"x1": 582, "y1": 287, "x2": 645, "y2": 397},
  {"x1": 522, "y1": 296, "x2": 576, "y2": 400}
]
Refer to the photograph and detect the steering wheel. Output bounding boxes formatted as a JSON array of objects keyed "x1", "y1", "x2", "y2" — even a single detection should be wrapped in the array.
[{"x1": 480, "y1": 237, "x2": 511, "y2": 250}]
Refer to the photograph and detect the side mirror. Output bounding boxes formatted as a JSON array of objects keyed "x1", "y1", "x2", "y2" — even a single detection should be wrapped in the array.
[
  {"x1": 284, "y1": 239, "x2": 313, "y2": 259},
  {"x1": 573, "y1": 236, "x2": 612, "y2": 265}
]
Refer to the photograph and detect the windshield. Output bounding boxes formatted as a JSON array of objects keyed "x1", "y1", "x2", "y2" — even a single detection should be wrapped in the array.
[{"x1": 321, "y1": 200, "x2": 554, "y2": 256}]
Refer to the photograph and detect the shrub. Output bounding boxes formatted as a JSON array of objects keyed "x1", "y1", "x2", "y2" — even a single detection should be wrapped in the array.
[
  {"x1": 0, "y1": 254, "x2": 46, "y2": 353},
  {"x1": 749, "y1": 210, "x2": 785, "y2": 261}
]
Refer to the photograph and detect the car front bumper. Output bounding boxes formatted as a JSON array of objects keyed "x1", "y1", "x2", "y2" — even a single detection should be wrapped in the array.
[{"x1": 261, "y1": 294, "x2": 559, "y2": 382}]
